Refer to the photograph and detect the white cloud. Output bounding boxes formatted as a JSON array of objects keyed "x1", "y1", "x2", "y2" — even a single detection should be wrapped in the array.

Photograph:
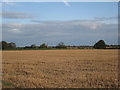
[
  {"x1": 10, "y1": 29, "x2": 21, "y2": 33},
  {"x1": 78, "y1": 22, "x2": 102, "y2": 30},
  {"x1": 3, "y1": 23, "x2": 23, "y2": 33},
  {"x1": 62, "y1": 0, "x2": 70, "y2": 7}
]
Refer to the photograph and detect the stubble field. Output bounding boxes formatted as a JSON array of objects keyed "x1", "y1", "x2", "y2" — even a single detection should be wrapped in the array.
[{"x1": 2, "y1": 49, "x2": 119, "y2": 88}]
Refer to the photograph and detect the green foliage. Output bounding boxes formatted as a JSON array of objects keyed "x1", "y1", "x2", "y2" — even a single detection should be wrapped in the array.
[
  {"x1": 56, "y1": 42, "x2": 67, "y2": 49},
  {"x1": 1, "y1": 41, "x2": 16, "y2": 50},
  {"x1": 2, "y1": 80, "x2": 13, "y2": 86},
  {"x1": 31, "y1": 44, "x2": 37, "y2": 48},
  {"x1": 1, "y1": 41, "x2": 8, "y2": 49},
  {"x1": 2, "y1": 40, "x2": 119, "y2": 50},
  {"x1": 24, "y1": 46, "x2": 31, "y2": 49},
  {"x1": 8, "y1": 42, "x2": 16, "y2": 49},
  {"x1": 94, "y1": 40, "x2": 106, "y2": 49},
  {"x1": 39, "y1": 43, "x2": 48, "y2": 48}
]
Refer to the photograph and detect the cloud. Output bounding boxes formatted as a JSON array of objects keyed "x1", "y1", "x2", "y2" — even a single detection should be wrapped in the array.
[
  {"x1": 118, "y1": 33, "x2": 120, "y2": 37},
  {"x1": 10, "y1": 29, "x2": 21, "y2": 33},
  {"x1": 62, "y1": 0, "x2": 70, "y2": 7},
  {"x1": 45, "y1": 32, "x2": 70, "y2": 37},
  {"x1": 95, "y1": 16, "x2": 117, "y2": 21},
  {"x1": 2, "y1": 2, "x2": 16, "y2": 6},
  {"x1": 1, "y1": 11, "x2": 37, "y2": 19},
  {"x1": 32, "y1": 20, "x2": 103, "y2": 30},
  {"x1": 2, "y1": 23, "x2": 23, "y2": 34},
  {"x1": 2, "y1": 19, "x2": 118, "y2": 46},
  {"x1": 2, "y1": 0, "x2": 16, "y2": 6}
]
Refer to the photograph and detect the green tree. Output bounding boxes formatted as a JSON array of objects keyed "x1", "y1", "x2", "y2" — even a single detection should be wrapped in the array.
[
  {"x1": 8, "y1": 42, "x2": 16, "y2": 49},
  {"x1": 2, "y1": 41, "x2": 8, "y2": 50},
  {"x1": 24, "y1": 46, "x2": 31, "y2": 49},
  {"x1": 1, "y1": 41, "x2": 16, "y2": 49},
  {"x1": 31, "y1": 44, "x2": 37, "y2": 48},
  {"x1": 94, "y1": 40, "x2": 106, "y2": 49},
  {"x1": 39, "y1": 43, "x2": 48, "y2": 48},
  {"x1": 56, "y1": 42, "x2": 67, "y2": 49}
]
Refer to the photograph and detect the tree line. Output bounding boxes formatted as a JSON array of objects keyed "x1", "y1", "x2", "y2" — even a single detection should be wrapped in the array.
[
  {"x1": 0, "y1": 41, "x2": 67, "y2": 50},
  {"x1": 0, "y1": 40, "x2": 119, "y2": 50},
  {"x1": 0, "y1": 41, "x2": 16, "y2": 50}
]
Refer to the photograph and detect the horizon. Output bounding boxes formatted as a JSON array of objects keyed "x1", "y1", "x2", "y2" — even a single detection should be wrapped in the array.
[
  {"x1": 1, "y1": 40, "x2": 119, "y2": 47},
  {"x1": 2, "y1": 2, "x2": 118, "y2": 47}
]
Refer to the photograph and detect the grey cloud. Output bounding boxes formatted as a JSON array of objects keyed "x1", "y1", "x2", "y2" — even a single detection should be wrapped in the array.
[
  {"x1": 1, "y1": 12, "x2": 37, "y2": 19},
  {"x1": 32, "y1": 16, "x2": 117, "y2": 24},
  {"x1": 2, "y1": 2, "x2": 16, "y2": 6},
  {"x1": 2, "y1": 19, "x2": 118, "y2": 46},
  {"x1": 31, "y1": 20, "x2": 104, "y2": 30},
  {"x1": 95, "y1": 16, "x2": 117, "y2": 21}
]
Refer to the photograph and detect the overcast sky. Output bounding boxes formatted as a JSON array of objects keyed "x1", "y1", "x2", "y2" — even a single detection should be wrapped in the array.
[{"x1": 2, "y1": 2, "x2": 118, "y2": 46}]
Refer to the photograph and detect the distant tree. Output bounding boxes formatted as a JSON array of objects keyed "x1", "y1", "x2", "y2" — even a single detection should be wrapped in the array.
[
  {"x1": 39, "y1": 43, "x2": 48, "y2": 48},
  {"x1": 94, "y1": 40, "x2": 106, "y2": 49},
  {"x1": 106, "y1": 44, "x2": 110, "y2": 47},
  {"x1": 24, "y1": 46, "x2": 31, "y2": 49},
  {"x1": 0, "y1": 42, "x2": 2, "y2": 49},
  {"x1": 1, "y1": 41, "x2": 16, "y2": 49},
  {"x1": 31, "y1": 44, "x2": 37, "y2": 48},
  {"x1": 8, "y1": 42, "x2": 16, "y2": 49},
  {"x1": 56, "y1": 42, "x2": 67, "y2": 49},
  {"x1": 2, "y1": 41, "x2": 8, "y2": 49}
]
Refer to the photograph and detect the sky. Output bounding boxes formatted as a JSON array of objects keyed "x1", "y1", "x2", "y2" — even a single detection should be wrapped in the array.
[{"x1": 1, "y1": 2, "x2": 118, "y2": 46}]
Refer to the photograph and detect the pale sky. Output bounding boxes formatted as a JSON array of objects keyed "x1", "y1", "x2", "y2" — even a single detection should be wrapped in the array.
[{"x1": 2, "y1": 2, "x2": 118, "y2": 46}]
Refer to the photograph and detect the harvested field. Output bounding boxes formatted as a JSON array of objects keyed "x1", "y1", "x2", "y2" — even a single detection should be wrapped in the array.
[{"x1": 2, "y1": 49, "x2": 119, "y2": 88}]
